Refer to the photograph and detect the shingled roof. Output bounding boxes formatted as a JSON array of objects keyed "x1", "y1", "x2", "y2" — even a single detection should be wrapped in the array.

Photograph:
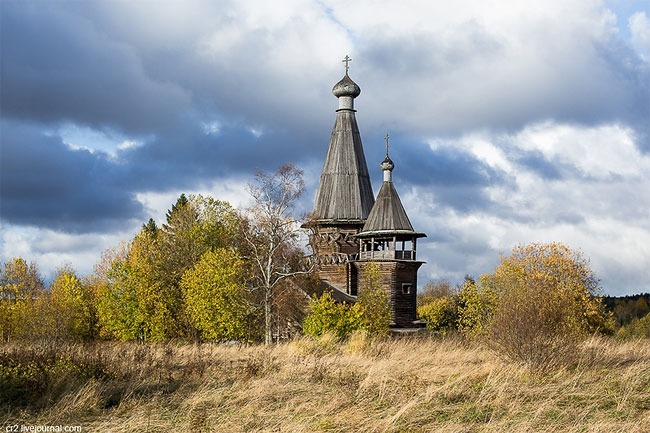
[
  {"x1": 312, "y1": 75, "x2": 374, "y2": 221},
  {"x1": 357, "y1": 139, "x2": 426, "y2": 238},
  {"x1": 360, "y1": 180, "x2": 414, "y2": 233}
]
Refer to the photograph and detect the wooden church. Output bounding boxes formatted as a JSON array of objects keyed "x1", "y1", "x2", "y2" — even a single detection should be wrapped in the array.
[{"x1": 305, "y1": 57, "x2": 426, "y2": 328}]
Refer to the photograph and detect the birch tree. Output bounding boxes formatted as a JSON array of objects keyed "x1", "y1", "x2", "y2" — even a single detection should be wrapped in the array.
[{"x1": 244, "y1": 163, "x2": 309, "y2": 344}]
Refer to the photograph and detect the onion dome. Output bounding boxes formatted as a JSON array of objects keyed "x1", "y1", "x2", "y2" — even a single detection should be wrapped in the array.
[
  {"x1": 332, "y1": 74, "x2": 361, "y2": 98},
  {"x1": 381, "y1": 133, "x2": 394, "y2": 180},
  {"x1": 380, "y1": 155, "x2": 394, "y2": 172}
]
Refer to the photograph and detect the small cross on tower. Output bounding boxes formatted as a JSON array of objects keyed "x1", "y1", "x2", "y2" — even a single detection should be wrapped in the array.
[
  {"x1": 342, "y1": 55, "x2": 352, "y2": 74},
  {"x1": 385, "y1": 133, "x2": 390, "y2": 157}
]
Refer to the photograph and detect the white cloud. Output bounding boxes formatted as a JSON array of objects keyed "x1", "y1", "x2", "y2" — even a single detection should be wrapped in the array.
[
  {"x1": 117, "y1": 140, "x2": 141, "y2": 150},
  {"x1": 321, "y1": 0, "x2": 641, "y2": 136},
  {"x1": 406, "y1": 121, "x2": 650, "y2": 295},
  {"x1": 515, "y1": 122, "x2": 643, "y2": 179},
  {"x1": 54, "y1": 123, "x2": 146, "y2": 157},
  {"x1": 0, "y1": 225, "x2": 133, "y2": 280},
  {"x1": 201, "y1": 121, "x2": 222, "y2": 135},
  {"x1": 135, "y1": 178, "x2": 252, "y2": 225},
  {"x1": 249, "y1": 127, "x2": 263, "y2": 138},
  {"x1": 629, "y1": 11, "x2": 650, "y2": 59},
  {"x1": 82, "y1": 0, "x2": 646, "y2": 138}
]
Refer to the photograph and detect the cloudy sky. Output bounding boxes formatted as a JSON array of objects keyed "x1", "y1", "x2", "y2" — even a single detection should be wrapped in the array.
[{"x1": 1, "y1": 0, "x2": 649, "y2": 295}]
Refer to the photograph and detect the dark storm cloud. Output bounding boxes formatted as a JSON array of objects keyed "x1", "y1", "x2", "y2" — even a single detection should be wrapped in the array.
[
  {"x1": 120, "y1": 117, "x2": 324, "y2": 190},
  {"x1": 375, "y1": 134, "x2": 506, "y2": 213},
  {"x1": 0, "y1": 3, "x2": 190, "y2": 133},
  {"x1": 37, "y1": 1, "x2": 340, "y2": 141},
  {"x1": 0, "y1": 0, "x2": 332, "y2": 234},
  {"x1": 0, "y1": 117, "x2": 321, "y2": 233},
  {"x1": 0, "y1": 121, "x2": 145, "y2": 232}
]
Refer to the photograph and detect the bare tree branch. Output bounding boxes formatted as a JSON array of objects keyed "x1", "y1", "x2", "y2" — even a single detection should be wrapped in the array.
[{"x1": 243, "y1": 163, "x2": 311, "y2": 344}]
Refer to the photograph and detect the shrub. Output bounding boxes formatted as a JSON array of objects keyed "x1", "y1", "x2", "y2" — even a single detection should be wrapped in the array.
[
  {"x1": 357, "y1": 262, "x2": 391, "y2": 336},
  {"x1": 488, "y1": 277, "x2": 581, "y2": 372},
  {"x1": 0, "y1": 343, "x2": 110, "y2": 408},
  {"x1": 456, "y1": 278, "x2": 497, "y2": 339},
  {"x1": 418, "y1": 296, "x2": 458, "y2": 335},
  {"x1": 618, "y1": 313, "x2": 650, "y2": 339},
  {"x1": 303, "y1": 263, "x2": 391, "y2": 340},
  {"x1": 417, "y1": 280, "x2": 455, "y2": 307},
  {"x1": 302, "y1": 292, "x2": 364, "y2": 340},
  {"x1": 486, "y1": 243, "x2": 614, "y2": 373}
]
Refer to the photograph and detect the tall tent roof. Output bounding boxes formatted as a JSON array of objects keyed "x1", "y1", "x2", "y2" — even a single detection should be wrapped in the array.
[
  {"x1": 358, "y1": 136, "x2": 426, "y2": 238},
  {"x1": 312, "y1": 73, "x2": 374, "y2": 221},
  {"x1": 360, "y1": 180, "x2": 414, "y2": 233}
]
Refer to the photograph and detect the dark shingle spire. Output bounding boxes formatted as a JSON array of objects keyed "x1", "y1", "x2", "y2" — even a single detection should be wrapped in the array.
[
  {"x1": 361, "y1": 181, "x2": 414, "y2": 233},
  {"x1": 312, "y1": 61, "x2": 374, "y2": 221},
  {"x1": 360, "y1": 135, "x2": 419, "y2": 234}
]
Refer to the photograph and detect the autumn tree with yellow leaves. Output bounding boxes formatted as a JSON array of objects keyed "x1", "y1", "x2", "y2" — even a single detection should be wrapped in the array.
[
  {"x1": 50, "y1": 266, "x2": 97, "y2": 340},
  {"x1": 94, "y1": 194, "x2": 243, "y2": 341},
  {"x1": 486, "y1": 242, "x2": 614, "y2": 371},
  {"x1": 456, "y1": 277, "x2": 497, "y2": 338},
  {"x1": 356, "y1": 262, "x2": 391, "y2": 336},
  {"x1": 0, "y1": 257, "x2": 45, "y2": 341},
  {"x1": 181, "y1": 249, "x2": 253, "y2": 342}
]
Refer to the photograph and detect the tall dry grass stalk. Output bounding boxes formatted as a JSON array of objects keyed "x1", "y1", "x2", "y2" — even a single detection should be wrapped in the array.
[{"x1": 1, "y1": 336, "x2": 649, "y2": 432}]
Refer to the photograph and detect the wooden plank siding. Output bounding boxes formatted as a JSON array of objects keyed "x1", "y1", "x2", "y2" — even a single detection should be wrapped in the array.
[{"x1": 308, "y1": 223, "x2": 364, "y2": 294}]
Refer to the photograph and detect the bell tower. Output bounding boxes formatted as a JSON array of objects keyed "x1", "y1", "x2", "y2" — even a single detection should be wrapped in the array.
[{"x1": 353, "y1": 134, "x2": 427, "y2": 327}]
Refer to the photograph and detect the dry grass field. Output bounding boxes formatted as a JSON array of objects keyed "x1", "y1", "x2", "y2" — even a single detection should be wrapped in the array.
[{"x1": 1, "y1": 334, "x2": 649, "y2": 432}]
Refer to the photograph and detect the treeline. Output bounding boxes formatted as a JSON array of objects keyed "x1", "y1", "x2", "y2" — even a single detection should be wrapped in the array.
[
  {"x1": 602, "y1": 293, "x2": 650, "y2": 325},
  {"x1": 0, "y1": 164, "x2": 312, "y2": 344}
]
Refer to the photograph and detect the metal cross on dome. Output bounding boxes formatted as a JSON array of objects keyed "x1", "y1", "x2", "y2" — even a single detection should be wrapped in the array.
[
  {"x1": 385, "y1": 133, "x2": 389, "y2": 157},
  {"x1": 342, "y1": 55, "x2": 352, "y2": 74}
]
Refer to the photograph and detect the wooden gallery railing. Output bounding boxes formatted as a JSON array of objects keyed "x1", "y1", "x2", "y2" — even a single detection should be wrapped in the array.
[{"x1": 357, "y1": 250, "x2": 414, "y2": 260}]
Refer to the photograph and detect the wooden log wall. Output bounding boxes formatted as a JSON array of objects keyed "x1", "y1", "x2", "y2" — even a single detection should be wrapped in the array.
[{"x1": 354, "y1": 261, "x2": 422, "y2": 327}]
